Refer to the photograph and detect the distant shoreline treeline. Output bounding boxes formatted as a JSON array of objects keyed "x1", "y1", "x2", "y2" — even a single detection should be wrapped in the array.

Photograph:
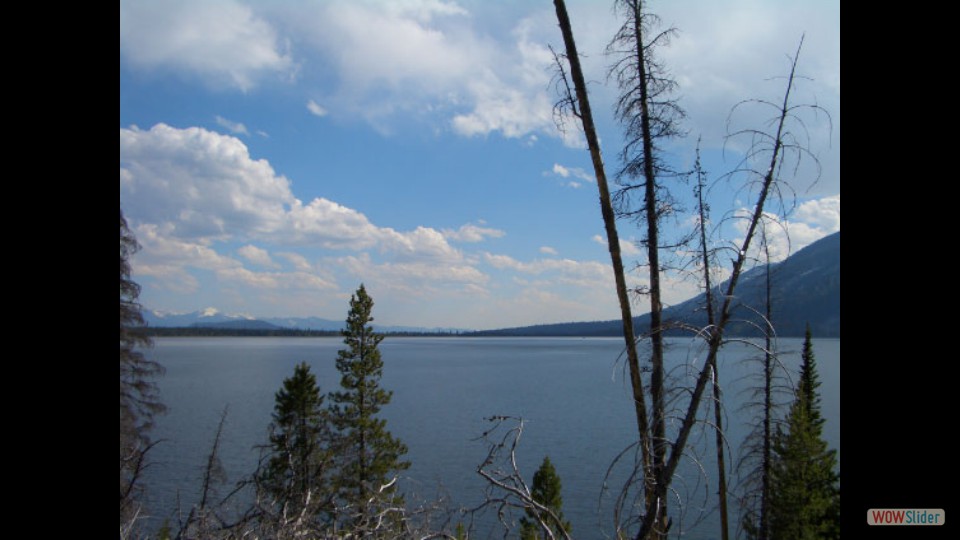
[
  {"x1": 142, "y1": 326, "x2": 468, "y2": 338},
  {"x1": 142, "y1": 325, "x2": 838, "y2": 339}
]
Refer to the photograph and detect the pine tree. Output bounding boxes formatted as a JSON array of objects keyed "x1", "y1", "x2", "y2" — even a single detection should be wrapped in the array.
[
  {"x1": 520, "y1": 456, "x2": 571, "y2": 540},
  {"x1": 329, "y1": 284, "x2": 410, "y2": 520},
  {"x1": 767, "y1": 326, "x2": 840, "y2": 539},
  {"x1": 260, "y1": 362, "x2": 333, "y2": 517},
  {"x1": 120, "y1": 208, "x2": 165, "y2": 524}
]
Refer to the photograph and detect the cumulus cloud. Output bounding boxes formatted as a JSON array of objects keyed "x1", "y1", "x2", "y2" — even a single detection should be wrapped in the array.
[
  {"x1": 592, "y1": 235, "x2": 643, "y2": 257},
  {"x1": 549, "y1": 163, "x2": 594, "y2": 183},
  {"x1": 539, "y1": 246, "x2": 558, "y2": 256},
  {"x1": 285, "y1": 1, "x2": 562, "y2": 141},
  {"x1": 277, "y1": 252, "x2": 313, "y2": 272},
  {"x1": 131, "y1": 223, "x2": 242, "y2": 293},
  {"x1": 484, "y1": 253, "x2": 612, "y2": 290},
  {"x1": 132, "y1": 223, "x2": 338, "y2": 294},
  {"x1": 450, "y1": 18, "x2": 556, "y2": 140},
  {"x1": 215, "y1": 115, "x2": 249, "y2": 135},
  {"x1": 442, "y1": 223, "x2": 506, "y2": 243},
  {"x1": 238, "y1": 244, "x2": 278, "y2": 268},
  {"x1": 336, "y1": 253, "x2": 488, "y2": 295},
  {"x1": 119, "y1": 0, "x2": 293, "y2": 90},
  {"x1": 307, "y1": 100, "x2": 328, "y2": 117},
  {"x1": 120, "y1": 124, "x2": 467, "y2": 260},
  {"x1": 218, "y1": 267, "x2": 337, "y2": 291},
  {"x1": 120, "y1": 123, "x2": 492, "y2": 316},
  {"x1": 120, "y1": 124, "x2": 295, "y2": 240},
  {"x1": 733, "y1": 195, "x2": 840, "y2": 262},
  {"x1": 793, "y1": 195, "x2": 840, "y2": 232}
]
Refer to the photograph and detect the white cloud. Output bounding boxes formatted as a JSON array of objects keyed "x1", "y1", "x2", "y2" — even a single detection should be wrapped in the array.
[
  {"x1": 218, "y1": 267, "x2": 336, "y2": 291},
  {"x1": 285, "y1": 2, "x2": 563, "y2": 141},
  {"x1": 132, "y1": 223, "x2": 337, "y2": 296},
  {"x1": 450, "y1": 18, "x2": 557, "y2": 140},
  {"x1": 732, "y1": 195, "x2": 840, "y2": 262},
  {"x1": 539, "y1": 246, "x2": 558, "y2": 256},
  {"x1": 655, "y1": 0, "x2": 840, "y2": 194},
  {"x1": 215, "y1": 115, "x2": 249, "y2": 135},
  {"x1": 485, "y1": 249, "x2": 702, "y2": 315},
  {"x1": 484, "y1": 253, "x2": 612, "y2": 290},
  {"x1": 794, "y1": 195, "x2": 840, "y2": 232},
  {"x1": 377, "y1": 226, "x2": 463, "y2": 262},
  {"x1": 307, "y1": 100, "x2": 328, "y2": 117},
  {"x1": 119, "y1": 0, "x2": 293, "y2": 91},
  {"x1": 131, "y1": 223, "x2": 242, "y2": 293},
  {"x1": 442, "y1": 223, "x2": 506, "y2": 243},
  {"x1": 336, "y1": 253, "x2": 488, "y2": 295},
  {"x1": 278, "y1": 252, "x2": 313, "y2": 272},
  {"x1": 238, "y1": 244, "x2": 278, "y2": 268},
  {"x1": 592, "y1": 234, "x2": 643, "y2": 257},
  {"x1": 550, "y1": 163, "x2": 593, "y2": 183},
  {"x1": 120, "y1": 123, "x2": 490, "y2": 316},
  {"x1": 120, "y1": 124, "x2": 296, "y2": 241},
  {"x1": 120, "y1": 124, "x2": 466, "y2": 260}
]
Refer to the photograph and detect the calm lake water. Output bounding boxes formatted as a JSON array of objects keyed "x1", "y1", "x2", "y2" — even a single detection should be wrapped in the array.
[{"x1": 141, "y1": 336, "x2": 839, "y2": 539}]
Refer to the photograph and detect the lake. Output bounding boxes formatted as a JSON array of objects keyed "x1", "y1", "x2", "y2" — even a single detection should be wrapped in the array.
[{"x1": 141, "y1": 336, "x2": 840, "y2": 539}]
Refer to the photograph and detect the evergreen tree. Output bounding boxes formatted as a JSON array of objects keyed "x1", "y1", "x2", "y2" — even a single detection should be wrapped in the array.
[
  {"x1": 329, "y1": 284, "x2": 410, "y2": 520},
  {"x1": 260, "y1": 362, "x2": 333, "y2": 518},
  {"x1": 120, "y1": 208, "x2": 165, "y2": 524},
  {"x1": 767, "y1": 326, "x2": 840, "y2": 539},
  {"x1": 520, "y1": 456, "x2": 571, "y2": 540}
]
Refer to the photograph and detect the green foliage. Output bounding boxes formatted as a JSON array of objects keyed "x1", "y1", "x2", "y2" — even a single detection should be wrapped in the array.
[
  {"x1": 157, "y1": 520, "x2": 173, "y2": 540},
  {"x1": 260, "y1": 362, "x2": 333, "y2": 515},
  {"x1": 767, "y1": 327, "x2": 840, "y2": 539},
  {"x1": 520, "y1": 456, "x2": 571, "y2": 539},
  {"x1": 329, "y1": 284, "x2": 410, "y2": 516}
]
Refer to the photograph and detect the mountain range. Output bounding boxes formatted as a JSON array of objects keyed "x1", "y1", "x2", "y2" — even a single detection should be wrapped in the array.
[
  {"x1": 474, "y1": 231, "x2": 840, "y2": 338},
  {"x1": 142, "y1": 308, "x2": 459, "y2": 334},
  {"x1": 144, "y1": 231, "x2": 838, "y2": 338}
]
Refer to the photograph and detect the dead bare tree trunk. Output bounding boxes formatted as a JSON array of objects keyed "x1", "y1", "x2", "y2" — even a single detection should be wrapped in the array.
[
  {"x1": 756, "y1": 224, "x2": 779, "y2": 540},
  {"x1": 694, "y1": 146, "x2": 729, "y2": 540},
  {"x1": 629, "y1": 4, "x2": 668, "y2": 534},
  {"x1": 606, "y1": 1, "x2": 686, "y2": 535},
  {"x1": 474, "y1": 417, "x2": 574, "y2": 540},
  {"x1": 551, "y1": 0, "x2": 653, "y2": 490},
  {"x1": 635, "y1": 39, "x2": 809, "y2": 540}
]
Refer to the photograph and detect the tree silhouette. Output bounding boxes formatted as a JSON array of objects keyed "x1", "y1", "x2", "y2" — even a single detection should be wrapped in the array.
[
  {"x1": 260, "y1": 362, "x2": 334, "y2": 519},
  {"x1": 119, "y1": 207, "x2": 165, "y2": 526},
  {"x1": 767, "y1": 327, "x2": 840, "y2": 539},
  {"x1": 520, "y1": 456, "x2": 571, "y2": 540},
  {"x1": 329, "y1": 284, "x2": 409, "y2": 523}
]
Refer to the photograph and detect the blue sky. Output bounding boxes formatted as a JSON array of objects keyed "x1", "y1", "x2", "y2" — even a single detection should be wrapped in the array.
[{"x1": 120, "y1": 0, "x2": 840, "y2": 330}]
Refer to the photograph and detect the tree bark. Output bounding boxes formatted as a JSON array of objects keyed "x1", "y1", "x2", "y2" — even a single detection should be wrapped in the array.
[
  {"x1": 552, "y1": 0, "x2": 653, "y2": 491},
  {"x1": 626, "y1": 3, "x2": 669, "y2": 536},
  {"x1": 696, "y1": 152, "x2": 729, "y2": 540}
]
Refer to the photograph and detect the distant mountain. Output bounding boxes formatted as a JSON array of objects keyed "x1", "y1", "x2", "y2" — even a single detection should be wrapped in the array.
[
  {"x1": 262, "y1": 316, "x2": 344, "y2": 331},
  {"x1": 143, "y1": 308, "x2": 251, "y2": 327},
  {"x1": 190, "y1": 319, "x2": 283, "y2": 330},
  {"x1": 476, "y1": 231, "x2": 840, "y2": 338},
  {"x1": 144, "y1": 310, "x2": 465, "y2": 334}
]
